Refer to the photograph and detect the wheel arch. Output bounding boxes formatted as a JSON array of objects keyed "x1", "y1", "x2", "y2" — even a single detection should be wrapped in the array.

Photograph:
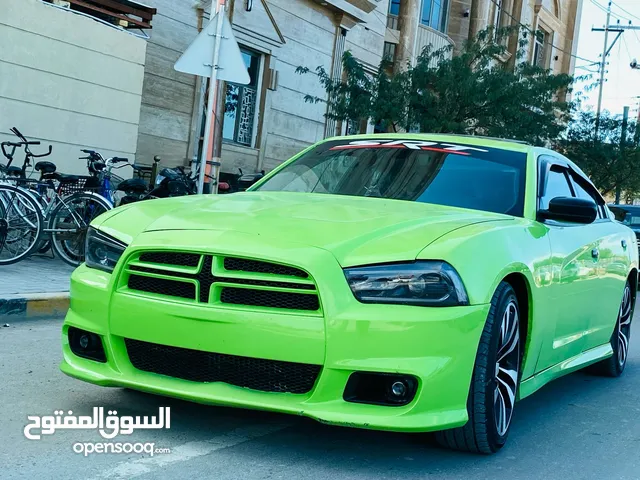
[
  {"x1": 501, "y1": 272, "x2": 531, "y2": 364},
  {"x1": 628, "y1": 268, "x2": 638, "y2": 306}
]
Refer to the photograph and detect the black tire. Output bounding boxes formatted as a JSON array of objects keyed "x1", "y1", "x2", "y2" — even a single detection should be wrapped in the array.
[
  {"x1": 0, "y1": 184, "x2": 44, "y2": 265},
  {"x1": 49, "y1": 192, "x2": 112, "y2": 266},
  {"x1": 435, "y1": 282, "x2": 522, "y2": 454},
  {"x1": 589, "y1": 280, "x2": 633, "y2": 377}
]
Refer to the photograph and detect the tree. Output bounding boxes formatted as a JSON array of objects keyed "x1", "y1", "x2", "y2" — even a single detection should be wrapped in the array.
[
  {"x1": 555, "y1": 110, "x2": 640, "y2": 201},
  {"x1": 297, "y1": 27, "x2": 576, "y2": 145}
]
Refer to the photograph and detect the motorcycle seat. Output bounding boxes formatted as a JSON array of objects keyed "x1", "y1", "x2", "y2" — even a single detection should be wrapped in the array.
[{"x1": 117, "y1": 177, "x2": 148, "y2": 193}]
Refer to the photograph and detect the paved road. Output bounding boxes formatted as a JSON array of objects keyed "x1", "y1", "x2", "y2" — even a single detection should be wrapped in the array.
[{"x1": 2, "y1": 314, "x2": 640, "y2": 480}]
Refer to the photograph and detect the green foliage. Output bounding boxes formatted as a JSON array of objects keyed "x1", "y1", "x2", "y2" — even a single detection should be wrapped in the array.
[
  {"x1": 555, "y1": 110, "x2": 640, "y2": 200},
  {"x1": 296, "y1": 26, "x2": 575, "y2": 145}
]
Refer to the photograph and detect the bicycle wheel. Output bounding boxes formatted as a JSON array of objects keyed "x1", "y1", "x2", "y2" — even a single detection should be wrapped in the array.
[
  {"x1": 48, "y1": 192, "x2": 112, "y2": 267},
  {"x1": 0, "y1": 184, "x2": 44, "y2": 265}
]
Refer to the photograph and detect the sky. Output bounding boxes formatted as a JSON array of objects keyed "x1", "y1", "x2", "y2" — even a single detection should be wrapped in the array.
[{"x1": 573, "y1": 0, "x2": 640, "y2": 118}]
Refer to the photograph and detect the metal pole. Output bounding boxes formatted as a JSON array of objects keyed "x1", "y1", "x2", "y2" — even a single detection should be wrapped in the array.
[
  {"x1": 197, "y1": 0, "x2": 225, "y2": 194},
  {"x1": 617, "y1": 105, "x2": 630, "y2": 204},
  {"x1": 595, "y1": 1, "x2": 611, "y2": 134}
]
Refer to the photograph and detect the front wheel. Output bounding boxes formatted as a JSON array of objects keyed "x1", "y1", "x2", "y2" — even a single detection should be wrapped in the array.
[
  {"x1": 435, "y1": 282, "x2": 522, "y2": 454},
  {"x1": 48, "y1": 192, "x2": 111, "y2": 266}
]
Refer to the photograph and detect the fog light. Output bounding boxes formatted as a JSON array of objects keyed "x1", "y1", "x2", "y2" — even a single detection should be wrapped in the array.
[
  {"x1": 68, "y1": 327, "x2": 106, "y2": 363},
  {"x1": 343, "y1": 372, "x2": 418, "y2": 406},
  {"x1": 79, "y1": 334, "x2": 90, "y2": 349},
  {"x1": 390, "y1": 381, "x2": 407, "y2": 397}
]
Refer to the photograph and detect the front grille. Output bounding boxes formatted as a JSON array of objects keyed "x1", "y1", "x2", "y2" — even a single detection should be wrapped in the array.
[
  {"x1": 128, "y1": 274, "x2": 195, "y2": 299},
  {"x1": 139, "y1": 252, "x2": 200, "y2": 267},
  {"x1": 126, "y1": 253, "x2": 320, "y2": 311},
  {"x1": 125, "y1": 338, "x2": 321, "y2": 394},
  {"x1": 224, "y1": 257, "x2": 308, "y2": 278},
  {"x1": 221, "y1": 287, "x2": 320, "y2": 311}
]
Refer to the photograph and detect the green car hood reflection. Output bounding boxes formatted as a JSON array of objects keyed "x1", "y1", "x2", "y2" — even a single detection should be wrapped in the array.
[{"x1": 95, "y1": 191, "x2": 508, "y2": 267}]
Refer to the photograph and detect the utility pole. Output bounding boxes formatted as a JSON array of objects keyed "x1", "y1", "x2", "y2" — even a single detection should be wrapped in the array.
[
  {"x1": 595, "y1": 1, "x2": 612, "y2": 134},
  {"x1": 618, "y1": 105, "x2": 630, "y2": 204},
  {"x1": 592, "y1": 19, "x2": 640, "y2": 134}
]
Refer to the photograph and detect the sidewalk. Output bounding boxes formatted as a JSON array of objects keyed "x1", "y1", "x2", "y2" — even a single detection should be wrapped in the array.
[{"x1": 0, "y1": 256, "x2": 75, "y2": 321}]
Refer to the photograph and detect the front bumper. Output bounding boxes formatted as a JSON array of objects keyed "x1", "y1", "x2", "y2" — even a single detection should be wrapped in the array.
[{"x1": 61, "y1": 232, "x2": 490, "y2": 433}]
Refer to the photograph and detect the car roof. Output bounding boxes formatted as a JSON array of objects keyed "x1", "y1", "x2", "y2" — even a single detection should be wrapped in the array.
[{"x1": 324, "y1": 133, "x2": 533, "y2": 153}]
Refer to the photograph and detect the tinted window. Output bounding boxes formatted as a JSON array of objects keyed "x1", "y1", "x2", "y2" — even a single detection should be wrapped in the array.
[
  {"x1": 540, "y1": 167, "x2": 572, "y2": 210},
  {"x1": 256, "y1": 139, "x2": 527, "y2": 216},
  {"x1": 570, "y1": 175, "x2": 603, "y2": 219}
]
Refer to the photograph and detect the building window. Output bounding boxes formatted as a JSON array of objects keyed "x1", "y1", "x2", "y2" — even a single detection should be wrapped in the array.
[
  {"x1": 223, "y1": 48, "x2": 261, "y2": 146},
  {"x1": 419, "y1": 0, "x2": 449, "y2": 33},
  {"x1": 533, "y1": 29, "x2": 550, "y2": 68},
  {"x1": 387, "y1": 0, "x2": 400, "y2": 29},
  {"x1": 383, "y1": 42, "x2": 396, "y2": 64}
]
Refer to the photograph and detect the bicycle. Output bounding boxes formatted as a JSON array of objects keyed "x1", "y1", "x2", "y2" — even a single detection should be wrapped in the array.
[{"x1": 0, "y1": 128, "x2": 112, "y2": 266}]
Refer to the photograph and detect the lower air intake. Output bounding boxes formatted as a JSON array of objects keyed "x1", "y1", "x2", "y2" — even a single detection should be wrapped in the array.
[{"x1": 124, "y1": 339, "x2": 322, "y2": 394}]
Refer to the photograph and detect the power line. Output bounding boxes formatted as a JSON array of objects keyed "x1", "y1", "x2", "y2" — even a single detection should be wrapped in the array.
[{"x1": 610, "y1": 1, "x2": 640, "y2": 22}]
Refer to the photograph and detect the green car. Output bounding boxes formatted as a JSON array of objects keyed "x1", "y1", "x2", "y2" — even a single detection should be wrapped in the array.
[{"x1": 61, "y1": 134, "x2": 637, "y2": 454}]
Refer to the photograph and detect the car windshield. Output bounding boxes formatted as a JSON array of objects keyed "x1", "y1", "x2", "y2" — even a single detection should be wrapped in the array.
[
  {"x1": 255, "y1": 139, "x2": 527, "y2": 216},
  {"x1": 610, "y1": 206, "x2": 640, "y2": 227}
]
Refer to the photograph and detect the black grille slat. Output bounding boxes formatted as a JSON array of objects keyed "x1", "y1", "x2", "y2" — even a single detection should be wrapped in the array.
[
  {"x1": 127, "y1": 253, "x2": 319, "y2": 310},
  {"x1": 139, "y1": 252, "x2": 200, "y2": 267},
  {"x1": 221, "y1": 287, "x2": 319, "y2": 311},
  {"x1": 128, "y1": 274, "x2": 195, "y2": 300},
  {"x1": 224, "y1": 257, "x2": 308, "y2": 278},
  {"x1": 125, "y1": 339, "x2": 321, "y2": 394}
]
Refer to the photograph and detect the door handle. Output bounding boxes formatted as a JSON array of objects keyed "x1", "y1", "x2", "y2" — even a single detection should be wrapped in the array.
[
  {"x1": 592, "y1": 248, "x2": 599, "y2": 259},
  {"x1": 622, "y1": 239, "x2": 628, "y2": 249}
]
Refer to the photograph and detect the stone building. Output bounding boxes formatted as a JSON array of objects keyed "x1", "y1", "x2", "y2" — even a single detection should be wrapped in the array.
[
  {"x1": 386, "y1": 0, "x2": 583, "y2": 76},
  {"x1": 1, "y1": 0, "x2": 583, "y2": 177}
]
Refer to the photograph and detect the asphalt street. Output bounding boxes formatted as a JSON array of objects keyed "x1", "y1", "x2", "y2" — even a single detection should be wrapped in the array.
[{"x1": 2, "y1": 314, "x2": 640, "y2": 480}]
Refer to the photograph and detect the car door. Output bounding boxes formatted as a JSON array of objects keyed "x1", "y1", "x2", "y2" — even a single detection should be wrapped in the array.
[
  {"x1": 568, "y1": 171, "x2": 630, "y2": 350},
  {"x1": 535, "y1": 158, "x2": 603, "y2": 371}
]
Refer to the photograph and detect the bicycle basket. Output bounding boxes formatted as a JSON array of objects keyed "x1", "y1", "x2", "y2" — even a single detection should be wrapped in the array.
[{"x1": 58, "y1": 176, "x2": 101, "y2": 196}]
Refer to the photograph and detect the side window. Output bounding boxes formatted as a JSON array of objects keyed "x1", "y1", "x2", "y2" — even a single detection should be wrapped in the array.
[
  {"x1": 540, "y1": 166, "x2": 573, "y2": 210},
  {"x1": 569, "y1": 174, "x2": 605, "y2": 219}
]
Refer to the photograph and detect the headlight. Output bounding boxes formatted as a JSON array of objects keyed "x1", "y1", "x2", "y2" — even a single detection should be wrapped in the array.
[
  {"x1": 85, "y1": 227, "x2": 127, "y2": 273},
  {"x1": 155, "y1": 174, "x2": 165, "y2": 186},
  {"x1": 344, "y1": 261, "x2": 469, "y2": 307}
]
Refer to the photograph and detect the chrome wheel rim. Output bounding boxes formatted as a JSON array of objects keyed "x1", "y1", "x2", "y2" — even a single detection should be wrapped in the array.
[
  {"x1": 494, "y1": 300, "x2": 520, "y2": 437},
  {"x1": 617, "y1": 285, "x2": 632, "y2": 368}
]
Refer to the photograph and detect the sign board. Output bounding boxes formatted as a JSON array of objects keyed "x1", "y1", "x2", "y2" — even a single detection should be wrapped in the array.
[{"x1": 174, "y1": 12, "x2": 250, "y2": 84}]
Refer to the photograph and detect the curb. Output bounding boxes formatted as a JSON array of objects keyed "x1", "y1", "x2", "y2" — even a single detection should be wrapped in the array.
[{"x1": 0, "y1": 292, "x2": 69, "y2": 322}]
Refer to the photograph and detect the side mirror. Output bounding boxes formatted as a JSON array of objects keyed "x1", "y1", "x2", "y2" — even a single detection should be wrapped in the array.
[{"x1": 539, "y1": 197, "x2": 598, "y2": 224}]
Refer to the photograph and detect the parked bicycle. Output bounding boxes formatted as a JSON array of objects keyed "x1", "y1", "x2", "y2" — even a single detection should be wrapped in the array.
[{"x1": 0, "y1": 128, "x2": 112, "y2": 266}]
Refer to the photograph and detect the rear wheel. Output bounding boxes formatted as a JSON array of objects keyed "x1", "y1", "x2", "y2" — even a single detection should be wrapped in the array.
[
  {"x1": 589, "y1": 281, "x2": 633, "y2": 377},
  {"x1": 49, "y1": 192, "x2": 111, "y2": 266},
  {"x1": 435, "y1": 282, "x2": 521, "y2": 454}
]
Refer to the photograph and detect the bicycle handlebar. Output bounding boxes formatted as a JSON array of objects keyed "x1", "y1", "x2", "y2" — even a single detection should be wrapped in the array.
[
  {"x1": 30, "y1": 145, "x2": 52, "y2": 158},
  {"x1": 1, "y1": 142, "x2": 17, "y2": 163}
]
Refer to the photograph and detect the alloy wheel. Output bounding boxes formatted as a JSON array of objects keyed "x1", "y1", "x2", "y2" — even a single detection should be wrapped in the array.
[
  {"x1": 494, "y1": 300, "x2": 520, "y2": 437},
  {"x1": 618, "y1": 284, "x2": 632, "y2": 368}
]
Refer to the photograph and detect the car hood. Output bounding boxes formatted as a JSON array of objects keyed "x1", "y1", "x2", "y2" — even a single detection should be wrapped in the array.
[{"x1": 95, "y1": 192, "x2": 509, "y2": 267}]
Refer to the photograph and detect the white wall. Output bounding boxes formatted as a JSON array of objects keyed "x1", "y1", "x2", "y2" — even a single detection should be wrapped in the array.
[{"x1": 0, "y1": 0, "x2": 147, "y2": 176}]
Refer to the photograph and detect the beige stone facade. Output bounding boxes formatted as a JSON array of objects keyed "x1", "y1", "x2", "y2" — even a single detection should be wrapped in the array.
[{"x1": 458, "y1": 0, "x2": 583, "y2": 75}]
